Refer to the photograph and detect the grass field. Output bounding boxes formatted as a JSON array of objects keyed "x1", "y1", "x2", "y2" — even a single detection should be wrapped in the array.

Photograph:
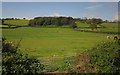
[
  {"x1": 99, "y1": 23, "x2": 119, "y2": 32},
  {"x1": 2, "y1": 21, "x2": 118, "y2": 70},
  {"x1": 0, "y1": 25, "x2": 16, "y2": 28},
  {"x1": 2, "y1": 27, "x2": 115, "y2": 70},
  {"x1": 75, "y1": 21, "x2": 101, "y2": 27},
  {"x1": 2, "y1": 27, "x2": 113, "y2": 57},
  {"x1": 0, "y1": 25, "x2": 8, "y2": 27},
  {"x1": 2, "y1": 21, "x2": 118, "y2": 59},
  {"x1": 4, "y1": 20, "x2": 29, "y2": 26},
  {"x1": 76, "y1": 22, "x2": 118, "y2": 33},
  {"x1": 3, "y1": 20, "x2": 118, "y2": 33},
  {"x1": 75, "y1": 22, "x2": 89, "y2": 27}
]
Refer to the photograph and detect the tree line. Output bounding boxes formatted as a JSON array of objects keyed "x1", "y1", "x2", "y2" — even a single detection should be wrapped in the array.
[
  {"x1": 0, "y1": 17, "x2": 104, "y2": 30},
  {"x1": 28, "y1": 16, "x2": 105, "y2": 29},
  {"x1": 1, "y1": 17, "x2": 118, "y2": 30},
  {"x1": 74, "y1": 17, "x2": 103, "y2": 30},
  {"x1": 28, "y1": 16, "x2": 76, "y2": 27}
]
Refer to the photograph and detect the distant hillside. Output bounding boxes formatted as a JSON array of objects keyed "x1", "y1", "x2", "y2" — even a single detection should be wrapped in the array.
[
  {"x1": 75, "y1": 22, "x2": 102, "y2": 28},
  {"x1": 75, "y1": 22, "x2": 89, "y2": 27},
  {"x1": 101, "y1": 23, "x2": 118, "y2": 28},
  {"x1": 4, "y1": 20, "x2": 29, "y2": 26},
  {"x1": 99, "y1": 23, "x2": 118, "y2": 33}
]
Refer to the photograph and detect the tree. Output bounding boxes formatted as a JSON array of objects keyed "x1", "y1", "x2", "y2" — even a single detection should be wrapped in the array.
[
  {"x1": 71, "y1": 24, "x2": 77, "y2": 29},
  {"x1": 23, "y1": 18, "x2": 26, "y2": 20},
  {"x1": 104, "y1": 20, "x2": 109, "y2": 23},
  {"x1": 89, "y1": 23, "x2": 97, "y2": 31},
  {"x1": 11, "y1": 18, "x2": 14, "y2": 20},
  {"x1": 90, "y1": 41, "x2": 120, "y2": 73},
  {"x1": 70, "y1": 20, "x2": 77, "y2": 28},
  {"x1": 86, "y1": 18, "x2": 103, "y2": 31},
  {"x1": 1, "y1": 19, "x2": 4, "y2": 25},
  {"x1": 43, "y1": 18, "x2": 51, "y2": 25},
  {"x1": 2, "y1": 20, "x2": 4, "y2": 24},
  {"x1": 8, "y1": 25, "x2": 12, "y2": 28}
]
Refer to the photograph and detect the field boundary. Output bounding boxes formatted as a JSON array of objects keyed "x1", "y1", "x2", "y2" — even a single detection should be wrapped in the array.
[
  {"x1": 2, "y1": 24, "x2": 119, "y2": 35},
  {"x1": 75, "y1": 29, "x2": 119, "y2": 34}
]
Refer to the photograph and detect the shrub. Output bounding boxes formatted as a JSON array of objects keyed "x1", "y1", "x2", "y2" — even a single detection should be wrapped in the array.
[
  {"x1": 90, "y1": 40, "x2": 120, "y2": 73},
  {"x1": 66, "y1": 40, "x2": 120, "y2": 73},
  {"x1": 66, "y1": 53, "x2": 97, "y2": 73},
  {"x1": 2, "y1": 38, "x2": 44, "y2": 74}
]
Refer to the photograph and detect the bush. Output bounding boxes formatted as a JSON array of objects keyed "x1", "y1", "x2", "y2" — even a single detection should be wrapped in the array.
[
  {"x1": 66, "y1": 40, "x2": 120, "y2": 73},
  {"x1": 90, "y1": 40, "x2": 120, "y2": 73},
  {"x1": 2, "y1": 38, "x2": 44, "y2": 74}
]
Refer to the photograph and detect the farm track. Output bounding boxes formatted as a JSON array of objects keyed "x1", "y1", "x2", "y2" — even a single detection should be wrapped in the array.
[
  {"x1": 37, "y1": 53, "x2": 76, "y2": 74},
  {"x1": 38, "y1": 53, "x2": 76, "y2": 65}
]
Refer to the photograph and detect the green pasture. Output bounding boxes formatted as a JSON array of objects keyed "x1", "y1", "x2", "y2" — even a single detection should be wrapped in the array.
[
  {"x1": 2, "y1": 27, "x2": 115, "y2": 70},
  {"x1": 0, "y1": 25, "x2": 8, "y2": 27},
  {"x1": 2, "y1": 20, "x2": 119, "y2": 71},
  {"x1": 75, "y1": 22, "x2": 89, "y2": 27},
  {"x1": 99, "y1": 23, "x2": 119, "y2": 32},
  {"x1": 4, "y1": 20, "x2": 29, "y2": 26},
  {"x1": 76, "y1": 22, "x2": 118, "y2": 33},
  {"x1": 101, "y1": 23, "x2": 118, "y2": 28},
  {"x1": 0, "y1": 25, "x2": 16, "y2": 28},
  {"x1": 75, "y1": 21, "x2": 101, "y2": 27},
  {"x1": 2, "y1": 27, "x2": 113, "y2": 58}
]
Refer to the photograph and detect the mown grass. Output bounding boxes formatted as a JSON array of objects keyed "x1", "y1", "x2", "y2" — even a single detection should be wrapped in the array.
[{"x1": 4, "y1": 20, "x2": 29, "y2": 26}]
